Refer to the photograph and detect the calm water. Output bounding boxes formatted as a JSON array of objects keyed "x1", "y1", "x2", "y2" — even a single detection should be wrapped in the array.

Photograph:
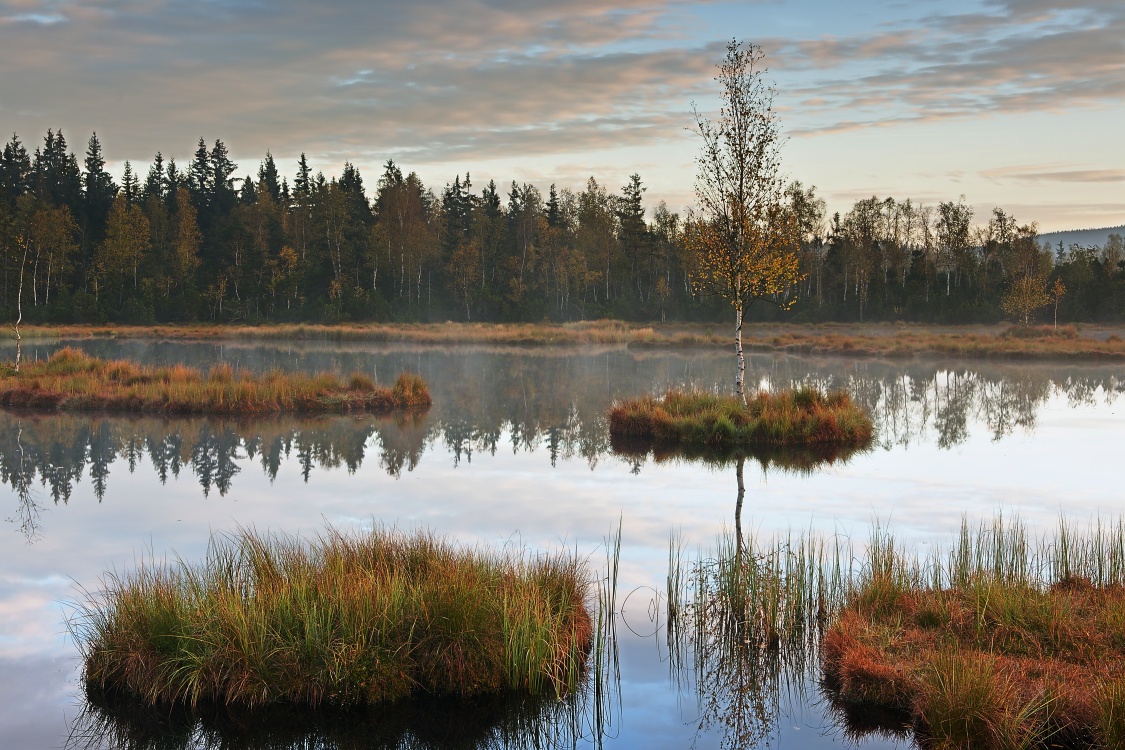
[{"x1": 1, "y1": 339, "x2": 1122, "y2": 749}]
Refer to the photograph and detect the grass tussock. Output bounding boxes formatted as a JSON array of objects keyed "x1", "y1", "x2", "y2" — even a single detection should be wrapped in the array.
[
  {"x1": 72, "y1": 527, "x2": 593, "y2": 709},
  {"x1": 608, "y1": 387, "x2": 873, "y2": 449},
  {"x1": 822, "y1": 517, "x2": 1125, "y2": 749},
  {"x1": 0, "y1": 348, "x2": 431, "y2": 414}
]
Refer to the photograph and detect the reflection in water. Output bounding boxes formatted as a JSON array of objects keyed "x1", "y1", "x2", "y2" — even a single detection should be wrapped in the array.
[
  {"x1": 3, "y1": 351, "x2": 1119, "y2": 544},
  {"x1": 0, "y1": 412, "x2": 427, "y2": 503},
  {"x1": 68, "y1": 685, "x2": 588, "y2": 750},
  {"x1": 610, "y1": 436, "x2": 871, "y2": 551},
  {"x1": 657, "y1": 447, "x2": 867, "y2": 750},
  {"x1": 7, "y1": 422, "x2": 43, "y2": 542}
]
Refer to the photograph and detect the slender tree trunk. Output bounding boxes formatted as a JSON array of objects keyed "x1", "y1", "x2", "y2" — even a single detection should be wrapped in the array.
[
  {"x1": 735, "y1": 305, "x2": 747, "y2": 406},
  {"x1": 13, "y1": 241, "x2": 28, "y2": 373},
  {"x1": 733, "y1": 454, "x2": 742, "y2": 548}
]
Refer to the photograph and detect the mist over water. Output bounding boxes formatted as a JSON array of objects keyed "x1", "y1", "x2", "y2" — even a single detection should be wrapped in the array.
[{"x1": 1, "y1": 340, "x2": 1121, "y2": 748}]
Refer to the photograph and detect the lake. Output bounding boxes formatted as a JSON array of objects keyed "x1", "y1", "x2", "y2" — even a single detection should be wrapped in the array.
[{"x1": 1, "y1": 339, "x2": 1121, "y2": 749}]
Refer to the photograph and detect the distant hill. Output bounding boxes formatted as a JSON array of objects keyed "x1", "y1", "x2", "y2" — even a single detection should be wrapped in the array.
[{"x1": 1038, "y1": 225, "x2": 1125, "y2": 250}]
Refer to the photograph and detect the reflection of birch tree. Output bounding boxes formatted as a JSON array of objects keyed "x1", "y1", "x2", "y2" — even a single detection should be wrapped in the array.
[{"x1": 7, "y1": 423, "x2": 42, "y2": 542}]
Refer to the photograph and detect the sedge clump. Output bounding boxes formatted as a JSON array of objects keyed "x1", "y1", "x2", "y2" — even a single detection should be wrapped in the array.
[{"x1": 71, "y1": 527, "x2": 593, "y2": 708}]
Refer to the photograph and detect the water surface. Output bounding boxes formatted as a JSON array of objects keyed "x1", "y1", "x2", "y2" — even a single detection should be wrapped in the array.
[{"x1": 1, "y1": 340, "x2": 1121, "y2": 748}]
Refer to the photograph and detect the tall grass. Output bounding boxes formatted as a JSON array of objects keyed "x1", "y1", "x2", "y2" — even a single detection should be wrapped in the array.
[
  {"x1": 70, "y1": 527, "x2": 593, "y2": 708},
  {"x1": 0, "y1": 348, "x2": 431, "y2": 414},
  {"x1": 609, "y1": 387, "x2": 873, "y2": 449},
  {"x1": 668, "y1": 517, "x2": 1125, "y2": 748},
  {"x1": 818, "y1": 516, "x2": 1125, "y2": 749}
]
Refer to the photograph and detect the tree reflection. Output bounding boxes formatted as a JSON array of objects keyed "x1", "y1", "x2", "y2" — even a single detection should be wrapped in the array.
[
  {"x1": 2, "y1": 354, "x2": 1120, "y2": 542},
  {"x1": 622, "y1": 438, "x2": 868, "y2": 749},
  {"x1": 5, "y1": 422, "x2": 43, "y2": 542},
  {"x1": 0, "y1": 411, "x2": 428, "y2": 509}
]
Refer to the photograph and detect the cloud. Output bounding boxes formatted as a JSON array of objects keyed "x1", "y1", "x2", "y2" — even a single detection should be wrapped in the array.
[
  {"x1": 1, "y1": 12, "x2": 66, "y2": 24},
  {"x1": 0, "y1": 0, "x2": 1119, "y2": 227},
  {"x1": 982, "y1": 165, "x2": 1125, "y2": 183},
  {"x1": 0, "y1": 0, "x2": 722, "y2": 172},
  {"x1": 773, "y1": 0, "x2": 1125, "y2": 134}
]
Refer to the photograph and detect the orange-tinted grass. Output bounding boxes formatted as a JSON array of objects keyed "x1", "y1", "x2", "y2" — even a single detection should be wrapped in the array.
[
  {"x1": 71, "y1": 527, "x2": 593, "y2": 708},
  {"x1": 608, "y1": 388, "x2": 873, "y2": 449},
  {"x1": 15, "y1": 322, "x2": 1125, "y2": 359},
  {"x1": 824, "y1": 574, "x2": 1125, "y2": 748},
  {"x1": 0, "y1": 348, "x2": 431, "y2": 414}
]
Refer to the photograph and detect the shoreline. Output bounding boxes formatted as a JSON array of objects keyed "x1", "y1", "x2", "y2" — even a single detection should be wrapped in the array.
[{"x1": 8, "y1": 321, "x2": 1125, "y2": 360}]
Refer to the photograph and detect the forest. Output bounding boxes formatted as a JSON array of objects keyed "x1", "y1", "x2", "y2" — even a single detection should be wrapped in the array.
[{"x1": 1, "y1": 129, "x2": 1122, "y2": 326}]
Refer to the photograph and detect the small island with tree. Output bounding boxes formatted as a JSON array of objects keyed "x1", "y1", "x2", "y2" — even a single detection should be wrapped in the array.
[{"x1": 609, "y1": 40, "x2": 874, "y2": 451}]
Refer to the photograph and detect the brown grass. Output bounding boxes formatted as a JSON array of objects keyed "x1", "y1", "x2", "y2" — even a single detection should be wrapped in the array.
[
  {"x1": 824, "y1": 574, "x2": 1125, "y2": 748},
  {"x1": 0, "y1": 348, "x2": 431, "y2": 414},
  {"x1": 71, "y1": 527, "x2": 592, "y2": 708},
  {"x1": 608, "y1": 388, "x2": 874, "y2": 449},
  {"x1": 15, "y1": 321, "x2": 1125, "y2": 359}
]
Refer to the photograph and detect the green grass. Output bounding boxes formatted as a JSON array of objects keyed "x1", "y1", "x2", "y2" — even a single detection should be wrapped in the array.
[
  {"x1": 0, "y1": 348, "x2": 431, "y2": 414},
  {"x1": 609, "y1": 387, "x2": 874, "y2": 449},
  {"x1": 71, "y1": 527, "x2": 593, "y2": 708}
]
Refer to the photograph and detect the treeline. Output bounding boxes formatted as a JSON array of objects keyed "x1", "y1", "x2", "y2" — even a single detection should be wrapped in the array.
[{"x1": 1, "y1": 129, "x2": 1122, "y2": 325}]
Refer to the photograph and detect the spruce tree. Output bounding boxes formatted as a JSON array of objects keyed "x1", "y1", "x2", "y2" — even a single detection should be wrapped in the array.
[
  {"x1": 209, "y1": 139, "x2": 237, "y2": 216},
  {"x1": 188, "y1": 137, "x2": 211, "y2": 208},
  {"x1": 82, "y1": 133, "x2": 119, "y2": 270},
  {"x1": 121, "y1": 161, "x2": 140, "y2": 206},
  {"x1": 239, "y1": 175, "x2": 257, "y2": 205},
  {"x1": 143, "y1": 153, "x2": 164, "y2": 203},
  {"x1": 0, "y1": 133, "x2": 31, "y2": 206},
  {"x1": 258, "y1": 151, "x2": 280, "y2": 202},
  {"x1": 165, "y1": 157, "x2": 181, "y2": 208}
]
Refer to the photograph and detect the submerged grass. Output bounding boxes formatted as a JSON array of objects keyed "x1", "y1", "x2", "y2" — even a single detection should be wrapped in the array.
[
  {"x1": 0, "y1": 348, "x2": 430, "y2": 414},
  {"x1": 71, "y1": 527, "x2": 593, "y2": 709},
  {"x1": 608, "y1": 387, "x2": 873, "y2": 449}
]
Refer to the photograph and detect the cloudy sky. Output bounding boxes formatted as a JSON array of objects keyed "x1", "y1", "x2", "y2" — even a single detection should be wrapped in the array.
[{"x1": 0, "y1": 0, "x2": 1122, "y2": 231}]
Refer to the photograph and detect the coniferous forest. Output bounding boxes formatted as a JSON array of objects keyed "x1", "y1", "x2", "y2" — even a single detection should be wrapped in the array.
[{"x1": 1, "y1": 129, "x2": 1122, "y2": 326}]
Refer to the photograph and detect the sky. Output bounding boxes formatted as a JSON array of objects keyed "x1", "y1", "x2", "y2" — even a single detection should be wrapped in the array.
[{"x1": 0, "y1": 0, "x2": 1122, "y2": 232}]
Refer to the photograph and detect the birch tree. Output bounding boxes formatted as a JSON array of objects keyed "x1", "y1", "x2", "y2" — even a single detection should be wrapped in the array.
[{"x1": 687, "y1": 40, "x2": 801, "y2": 405}]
